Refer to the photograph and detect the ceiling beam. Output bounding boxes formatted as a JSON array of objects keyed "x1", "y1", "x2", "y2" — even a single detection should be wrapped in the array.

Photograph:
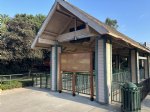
[
  {"x1": 43, "y1": 31, "x2": 58, "y2": 37},
  {"x1": 38, "y1": 38, "x2": 56, "y2": 45},
  {"x1": 41, "y1": 34, "x2": 56, "y2": 40},
  {"x1": 57, "y1": 28, "x2": 97, "y2": 42},
  {"x1": 34, "y1": 46, "x2": 51, "y2": 49},
  {"x1": 139, "y1": 56, "x2": 147, "y2": 60}
]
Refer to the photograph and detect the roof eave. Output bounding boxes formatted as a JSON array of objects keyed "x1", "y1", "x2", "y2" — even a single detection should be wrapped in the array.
[
  {"x1": 108, "y1": 32, "x2": 150, "y2": 53},
  {"x1": 31, "y1": 1, "x2": 58, "y2": 49}
]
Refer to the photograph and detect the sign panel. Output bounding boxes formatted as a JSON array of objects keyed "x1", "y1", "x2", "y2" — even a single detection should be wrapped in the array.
[{"x1": 60, "y1": 52, "x2": 91, "y2": 72}]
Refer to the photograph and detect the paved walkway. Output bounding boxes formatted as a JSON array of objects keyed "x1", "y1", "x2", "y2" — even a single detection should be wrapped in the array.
[
  {"x1": 0, "y1": 87, "x2": 149, "y2": 112},
  {"x1": 141, "y1": 93, "x2": 150, "y2": 112}
]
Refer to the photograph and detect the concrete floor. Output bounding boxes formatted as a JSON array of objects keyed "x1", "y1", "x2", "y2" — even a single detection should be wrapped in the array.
[
  {"x1": 0, "y1": 87, "x2": 149, "y2": 112},
  {"x1": 141, "y1": 94, "x2": 150, "y2": 112}
]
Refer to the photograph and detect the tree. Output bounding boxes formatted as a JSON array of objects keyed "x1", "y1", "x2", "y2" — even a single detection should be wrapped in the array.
[
  {"x1": 105, "y1": 18, "x2": 118, "y2": 29},
  {"x1": 0, "y1": 14, "x2": 10, "y2": 60},
  {"x1": 1, "y1": 14, "x2": 47, "y2": 60},
  {"x1": 0, "y1": 14, "x2": 49, "y2": 74},
  {"x1": 0, "y1": 14, "x2": 10, "y2": 32}
]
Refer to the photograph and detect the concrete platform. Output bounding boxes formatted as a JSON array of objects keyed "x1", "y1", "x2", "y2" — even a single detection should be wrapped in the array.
[{"x1": 0, "y1": 87, "x2": 149, "y2": 112}]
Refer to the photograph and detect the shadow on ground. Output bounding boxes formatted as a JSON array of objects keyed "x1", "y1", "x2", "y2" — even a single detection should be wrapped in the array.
[
  {"x1": 142, "y1": 94, "x2": 150, "y2": 109},
  {"x1": 26, "y1": 87, "x2": 121, "y2": 112}
]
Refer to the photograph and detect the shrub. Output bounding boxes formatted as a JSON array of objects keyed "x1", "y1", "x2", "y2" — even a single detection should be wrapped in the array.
[
  {"x1": 0, "y1": 81, "x2": 22, "y2": 90},
  {"x1": 0, "y1": 80, "x2": 33, "y2": 90}
]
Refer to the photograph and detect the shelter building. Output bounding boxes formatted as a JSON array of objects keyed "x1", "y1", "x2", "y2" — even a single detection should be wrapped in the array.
[{"x1": 31, "y1": 0, "x2": 150, "y2": 104}]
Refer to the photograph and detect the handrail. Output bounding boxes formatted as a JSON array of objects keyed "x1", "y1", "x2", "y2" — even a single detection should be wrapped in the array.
[
  {"x1": 0, "y1": 74, "x2": 32, "y2": 84},
  {"x1": 0, "y1": 74, "x2": 25, "y2": 77}
]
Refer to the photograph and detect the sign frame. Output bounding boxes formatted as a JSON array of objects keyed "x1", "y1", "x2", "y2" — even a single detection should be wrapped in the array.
[{"x1": 58, "y1": 52, "x2": 94, "y2": 100}]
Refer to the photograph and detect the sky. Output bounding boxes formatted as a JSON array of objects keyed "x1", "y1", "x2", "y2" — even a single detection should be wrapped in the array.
[{"x1": 0, "y1": 0, "x2": 150, "y2": 43}]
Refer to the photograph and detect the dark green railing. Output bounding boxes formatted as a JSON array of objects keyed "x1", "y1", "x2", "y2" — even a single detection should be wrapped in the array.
[
  {"x1": 0, "y1": 73, "x2": 51, "y2": 89},
  {"x1": 62, "y1": 72, "x2": 96, "y2": 96},
  {"x1": 111, "y1": 71, "x2": 131, "y2": 103},
  {"x1": 62, "y1": 73, "x2": 73, "y2": 91},
  {"x1": 32, "y1": 73, "x2": 50, "y2": 89},
  {"x1": 0, "y1": 74, "x2": 32, "y2": 84},
  {"x1": 112, "y1": 70, "x2": 150, "y2": 103},
  {"x1": 112, "y1": 71, "x2": 131, "y2": 83},
  {"x1": 138, "y1": 78, "x2": 150, "y2": 101},
  {"x1": 76, "y1": 73, "x2": 91, "y2": 95},
  {"x1": 139, "y1": 69, "x2": 144, "y2": 80}
]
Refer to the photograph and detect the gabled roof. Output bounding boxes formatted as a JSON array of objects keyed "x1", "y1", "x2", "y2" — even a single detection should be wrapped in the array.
[{"x1": 31, "y1": 0, "x2": 150, "y2": 53}]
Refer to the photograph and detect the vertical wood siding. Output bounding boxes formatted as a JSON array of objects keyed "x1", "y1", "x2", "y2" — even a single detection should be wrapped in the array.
[
  {"x1": 57, "y1": 47, "x2": 61, "y2": 90},
  {"x1": 97, "y1": 39, "x2": 105, "y2": 103},
  {"x1": 51, "y1": 46, "x2": 61, "y2": 91},
  {"x1": 96, "y1": 38, "x2": 112, "y2": 104},
  {"x1": 51, "y1": 46, "x2": 56, "y2": 91}
]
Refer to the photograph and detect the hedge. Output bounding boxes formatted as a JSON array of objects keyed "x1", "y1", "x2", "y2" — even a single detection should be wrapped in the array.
[{"x1": 0, "y1": 80, "x2": 33, "y2": 90}]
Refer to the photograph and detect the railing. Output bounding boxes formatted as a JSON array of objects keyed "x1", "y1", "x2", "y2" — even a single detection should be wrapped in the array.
[
  {"x1": 0, "y1": 74, "x2": 31, "y2": 84},
  {"x1": 111, "y1": 71, "x2": 131, "y2": 103},
  {"x1": 0, "y1": 74, "x2": 34, "y2": 90},
  {"x1": 62, "y1": 73, "x2": 73, "y2": 91},
  {"x1": 0, "y1": 73, "x2": 51, "y2": 89},
  {"x1": 32, "y1": 73, "x2": 50, "y2": 89},
  {"x1": 76, "y1": 73, "x2": 91, "y2": 95},
  {"x1": 112, "y1": 71, "x2": 131, "y2": 83},
  {"x1": 139, "y1": 78, "x2": 150, "y2": 101},
  {"x1": 62, "y1": 72, "x2": 96, "y2": 96},
  {"x1": 111, "y1": 82, "x2": 124, "y2": 103},
  {"x1": 139, "y1": 69, "x2": 144, "y2": 80}
]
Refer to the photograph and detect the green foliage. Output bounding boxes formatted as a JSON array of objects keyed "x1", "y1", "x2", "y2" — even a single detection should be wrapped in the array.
[
  {"x1": 0, "y1": 14, "x2": 50, "y2": 74},
  {"x1": 0, "y1": 80, "x2": 22, "y2": 90},
  {"x1": 105, "y1": 18, "x2": 118, "y2": 29},
  {"x1": 0, "y1": 80, "x2": 33, "y2": 90},
  {"x1": 1, "y1": 14, "x2": 46, "y2": 60},
  {"x1": 0, "y1": 14, "x2": 10, "y2": 32}
]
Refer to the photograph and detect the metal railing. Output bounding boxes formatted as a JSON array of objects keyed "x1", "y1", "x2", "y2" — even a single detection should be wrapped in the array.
[
  {"x1": 112, "y1": 71, "x2": 131, "y2": 83},
  {"x1": 0, "y1": 74, "x2": 32, "y2": 84},
  {"x1": 76, "y1": 73, "x2": 91, "y2": 95},
  {"x1": 111, "y1": 71, "x2": 131, "y2": 103},
  {"x1": 139, "y1": 78, "x2": 150, "y2": 101},
  {"x1": 62, "y1": 72, "x2": 96, "y2": 96},
  {"x1": 32, "y1": 73, "x2": 50, "y2": 89},
  {"x1": 62, "y1": 73, "x2": 73, "y2": 91},
  {"x1": 0, "y1": 73, "x2": 51, "y2": 89},
  {"x1": 139, "y1": 69, "x2": 145, "y2": 80}
]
